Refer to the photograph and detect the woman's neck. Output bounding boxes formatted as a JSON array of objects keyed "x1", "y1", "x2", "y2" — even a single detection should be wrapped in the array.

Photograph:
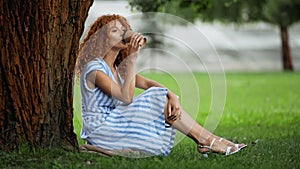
[{"x1": 103, "y1": 48, "x2": 120, "y2": 70}]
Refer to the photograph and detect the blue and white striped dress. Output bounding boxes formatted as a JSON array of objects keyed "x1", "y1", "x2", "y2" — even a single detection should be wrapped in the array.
[{"x1": 80, "y1": 58, "x2": 176, "y2": 156}]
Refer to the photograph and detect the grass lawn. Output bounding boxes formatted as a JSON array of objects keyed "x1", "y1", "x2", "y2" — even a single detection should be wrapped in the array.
[{"x1": 1, "y1": 72, "x2": 300, "y2": 169}]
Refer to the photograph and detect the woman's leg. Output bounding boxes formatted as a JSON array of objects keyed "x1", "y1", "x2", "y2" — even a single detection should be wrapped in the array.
[{"x1": 165, "y1": 107, "x2": 245, "y2": 154}]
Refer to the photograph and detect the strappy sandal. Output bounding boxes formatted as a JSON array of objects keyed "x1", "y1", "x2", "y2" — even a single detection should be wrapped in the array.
[
  {"x1": 197, "y1": 138, "x2": 216, "y2": 157},
  {"x1": 218, "y1": 138, "x2": 247, "y2": 151},
  {"x1": 198, "y1": 138, "x2": 247, "y2": 157}
]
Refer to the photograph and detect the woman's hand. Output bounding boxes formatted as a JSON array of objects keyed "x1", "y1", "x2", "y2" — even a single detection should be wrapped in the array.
[
  {"x1": 166, "y1": 92, "x2": 182, "y2": 121},
  {"x1": 110, "y1": 34, "x2": 144, "y2": 104},
  {"x1": 128, "y1": 33, "x2": 144, "y2": 57},
  {"x1": 134, "y1": 74, "x2": 182, "y2": 121}
]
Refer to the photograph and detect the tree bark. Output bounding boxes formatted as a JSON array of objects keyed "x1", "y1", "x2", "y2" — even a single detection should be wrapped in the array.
[
  {"x1": 0, "y1": 0, "x2": 93, "y2": 151},
  {"x1": 280, "y1": 25, "x2": 294, "y2": 71}
]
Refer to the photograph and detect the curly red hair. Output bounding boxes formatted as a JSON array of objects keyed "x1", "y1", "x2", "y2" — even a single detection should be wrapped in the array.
[{"x1": 75, "y1": 14, "x2": 131, "y2": 78}]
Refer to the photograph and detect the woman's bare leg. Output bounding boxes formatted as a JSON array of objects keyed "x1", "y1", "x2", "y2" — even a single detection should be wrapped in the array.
[{"x1": 165, "y1": 107, "x2": 245, "y2": 154}]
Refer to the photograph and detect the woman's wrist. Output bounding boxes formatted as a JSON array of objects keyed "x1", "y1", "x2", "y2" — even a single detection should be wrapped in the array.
[{"x1": 167, "y1": 90, "x2": 178, "y2": 100}]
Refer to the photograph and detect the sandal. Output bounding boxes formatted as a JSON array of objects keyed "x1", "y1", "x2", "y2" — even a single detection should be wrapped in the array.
[
  {"x1": 198, "y1": 138, "x2": 247, "y2": 157},
  {"x1": 197, "y1": 138, "x2": 216, "y2": 157},
  {"x1": 218, "y1": 138, "x2": 247, "y2": 151}
]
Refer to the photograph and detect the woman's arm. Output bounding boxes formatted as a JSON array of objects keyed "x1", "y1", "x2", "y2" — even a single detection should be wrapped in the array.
[
  {"x1": 135, "y1": 74, "x2": 178, "y2": 99},
  {"x1": 91, "y1": 55, "x2": 136, "y2": 104},
  {"x1": 88, "y1": 34, "x2": 143, "y2": 104},
  {"x1": 135, "y1": 74, "x2": 162, "y2": 89}
]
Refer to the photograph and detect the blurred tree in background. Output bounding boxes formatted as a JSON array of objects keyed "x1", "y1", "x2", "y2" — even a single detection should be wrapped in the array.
[
  {"x1": 263, "y1": 0, "x2": 300, "y2": 70},
  {"x1": 129, "y1": 0, "x2": 300, "y2": 71}
]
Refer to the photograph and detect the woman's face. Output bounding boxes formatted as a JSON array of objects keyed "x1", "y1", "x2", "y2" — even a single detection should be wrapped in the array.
[{"x1": 108, "y1": 20, "x2": 127, "y2": 49}]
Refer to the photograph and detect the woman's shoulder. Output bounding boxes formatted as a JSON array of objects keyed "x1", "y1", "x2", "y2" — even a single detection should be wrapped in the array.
[
  {"x1": 87, "y1": 57, "x2": 105, "y2": 66},
  {"x1": 85, "y1": 58, "x2": 108, "y2": 72}
]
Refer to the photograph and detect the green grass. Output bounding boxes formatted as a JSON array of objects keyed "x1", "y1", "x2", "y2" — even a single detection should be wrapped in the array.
[{"x1": 1, "y1": 72, "x2": 300, "y2": 169}]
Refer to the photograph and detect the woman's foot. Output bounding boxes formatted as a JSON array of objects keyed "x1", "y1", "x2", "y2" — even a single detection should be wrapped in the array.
[
  {"x1": 197, "y1": 137, "x2": 246, "y2": 156},
  {"x1": 217, "y1": 137, "x2": 247, "y2": 150}
]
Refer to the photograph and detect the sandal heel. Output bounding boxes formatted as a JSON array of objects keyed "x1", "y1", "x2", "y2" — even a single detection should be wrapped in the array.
[{"x1": 197, "y1": 138, "x2": 216, "y2": 157}]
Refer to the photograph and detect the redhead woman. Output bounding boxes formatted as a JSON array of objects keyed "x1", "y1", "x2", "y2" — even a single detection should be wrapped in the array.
[{"x1": 75, "y1": 14, "x2": 246, "y2": 157}]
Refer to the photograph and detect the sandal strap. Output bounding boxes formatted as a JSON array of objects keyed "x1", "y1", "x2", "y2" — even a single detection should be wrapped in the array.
[
  {"x1": 225, "y1": 146, "x2": 233, "y2": 155},
  {"x1": 198, "y1": 144, "x2": 209, "y2": 149},
  {"x1": 234, "y1": 144, "x2": 239, "y2": 149},
  {"x1": 225, "y1": 146, "x2": 242, "y2": 156},
  {"x1": 209, "y1": 138, "x2": 216, "y2": 149},
  {"x1": 197, "y1": 138, "x2": 216, "y2": 150}
]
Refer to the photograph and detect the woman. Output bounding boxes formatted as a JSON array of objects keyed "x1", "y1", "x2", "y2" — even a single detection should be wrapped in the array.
[{"x1": 75, "y1": 14, "x2": 246, "y2": 157}]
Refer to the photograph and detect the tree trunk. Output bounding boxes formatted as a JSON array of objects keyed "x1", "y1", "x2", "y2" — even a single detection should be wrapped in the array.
[
  {"x1": 0, "y1": 0, "x2": 93, "y2": 151},
  {"x1": 280, "y1": 25, "x2": 294, "y2": 71}
]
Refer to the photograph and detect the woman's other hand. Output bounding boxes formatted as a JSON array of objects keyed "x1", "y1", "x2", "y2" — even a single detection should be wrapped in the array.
[{"x1": 167, "y1": 93, "x2": 182, "y2": 121}]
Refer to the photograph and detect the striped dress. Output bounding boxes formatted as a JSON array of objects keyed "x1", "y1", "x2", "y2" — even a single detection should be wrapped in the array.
[{"x1": 80, "y1": 58, "x2": 176, "y2": 156}]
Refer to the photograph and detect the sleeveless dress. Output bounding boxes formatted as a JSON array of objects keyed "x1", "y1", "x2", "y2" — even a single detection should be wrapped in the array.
[{"x1": 80, "y1": 58, "x2": 176, "y2": 156}]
